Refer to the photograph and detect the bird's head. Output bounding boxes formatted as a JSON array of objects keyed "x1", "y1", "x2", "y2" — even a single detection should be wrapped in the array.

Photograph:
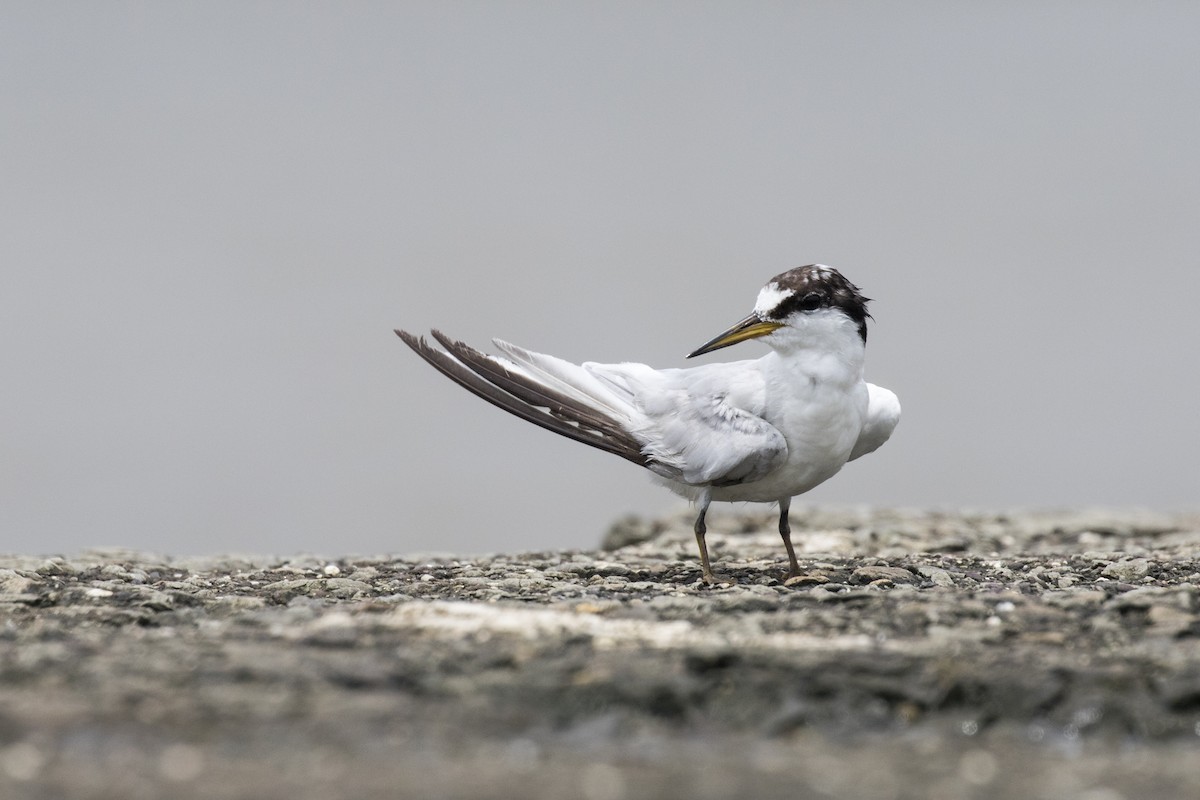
[{"x1": 687, "y1": 265, "x2": 871, "y2": 358}]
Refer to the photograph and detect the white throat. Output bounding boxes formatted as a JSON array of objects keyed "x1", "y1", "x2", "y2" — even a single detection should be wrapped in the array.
[{"x1": 764, "y1": 309, "x2": 866, "y2": 383}]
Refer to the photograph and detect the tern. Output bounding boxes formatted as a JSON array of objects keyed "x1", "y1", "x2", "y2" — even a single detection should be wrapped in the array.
[{"x1": 397, "y1": 264, "x2": 900, "y2": 582}]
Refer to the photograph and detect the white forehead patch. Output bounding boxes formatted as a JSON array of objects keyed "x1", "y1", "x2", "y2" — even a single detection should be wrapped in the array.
[{"x1": 753, "y1": 282, "x2": 791, "y2": 317}]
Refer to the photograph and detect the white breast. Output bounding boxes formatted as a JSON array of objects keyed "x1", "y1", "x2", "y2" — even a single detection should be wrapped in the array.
[{"x1": 706, "y1": 349, "x2": 868, "y2": 502}]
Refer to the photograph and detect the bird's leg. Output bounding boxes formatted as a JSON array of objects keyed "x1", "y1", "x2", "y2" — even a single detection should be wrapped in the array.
[
  {"x1": 693, "y1": 490, "x2": 715, "y2": 584},
  {"x1": 778, "y1": 497, "x2": 801, "y2": 578}
]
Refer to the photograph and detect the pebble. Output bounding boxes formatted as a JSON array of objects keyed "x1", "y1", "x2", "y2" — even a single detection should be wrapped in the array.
[
  {"x1": 0, "y1": 570, "x2": 37, "y2": 595},
  {"x1": 1102, "y1": 558, "x2": 1152, "y2": 581},
  {"x1": 915, "y1": 565, "x2": 956, "y2": 587},
  {"x1": 37, "y1": 558, "x2": 78, "y2": 576},
  {"x1": 784, "y1": 575, "x2": 828, "y2": 587},
  {"x1": 852, "y1": 566, "x2": 918, "y2": 584},
  {"x1": 321, "y1": 578, "x2": 374, "y2": 598}
]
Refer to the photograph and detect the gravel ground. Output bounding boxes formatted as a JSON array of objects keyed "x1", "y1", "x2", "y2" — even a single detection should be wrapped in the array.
[{"x1": 2, "y1": 507, "x2": 1200, "y2": 799}]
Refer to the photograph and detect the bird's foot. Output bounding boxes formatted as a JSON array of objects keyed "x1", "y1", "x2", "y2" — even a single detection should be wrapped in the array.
[
  {"x1": 699, "y1": 570, "x2": 737, "y2": 587},
  {"x1": 780, "y1": 563, "x2": 810, "y2": 587}
]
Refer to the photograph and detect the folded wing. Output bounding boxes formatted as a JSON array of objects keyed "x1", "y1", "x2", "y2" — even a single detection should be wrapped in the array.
[
  {"x1": 585, "y1": 361, "x2": 787, "y2": 486},
  {"x1": 397, "y1": 330, "x2": 788, "y2": 487},
  {"x1": 848, "y1": 383, "x2": 901, "y2": 461}
]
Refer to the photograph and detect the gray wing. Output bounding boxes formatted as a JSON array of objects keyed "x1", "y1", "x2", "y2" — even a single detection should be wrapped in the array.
[
  {"x1": 848, "y1": 383, "x2": 901, "y2": 461},
  {"x1": 585, "y1": 361, "x2": 788, "y2": 487}
]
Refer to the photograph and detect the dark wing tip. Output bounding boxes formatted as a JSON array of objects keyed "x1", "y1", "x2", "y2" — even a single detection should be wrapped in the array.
[
  {"x1": 396, "y1": 329, "x2": 432, "y2": 355},
  {"x1": 392, "y1": 327, "x2": 649, "y2": 468},
  {"x1": 428, "y1": 329, "x2": 461, "y2": 352}
]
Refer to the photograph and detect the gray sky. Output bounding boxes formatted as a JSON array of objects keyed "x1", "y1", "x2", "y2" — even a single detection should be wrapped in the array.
[{"x1": 3, "y1": 3, "x2": 1198, "y2": 557}]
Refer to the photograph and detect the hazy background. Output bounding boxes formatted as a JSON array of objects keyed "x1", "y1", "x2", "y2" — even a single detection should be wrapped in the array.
[{"x1": 3, "y1": 3, "x2": 1198, "y2": 557}]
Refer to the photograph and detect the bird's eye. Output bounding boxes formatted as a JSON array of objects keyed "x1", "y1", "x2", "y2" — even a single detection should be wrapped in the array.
[{"x1": 798, "y1": 292, "x2": 824, "y2": 312}]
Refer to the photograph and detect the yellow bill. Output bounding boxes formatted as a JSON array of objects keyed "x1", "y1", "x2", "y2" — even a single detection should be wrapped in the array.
[{"x1": 686, "y1": 314, "x2": 784, "y2": 358}]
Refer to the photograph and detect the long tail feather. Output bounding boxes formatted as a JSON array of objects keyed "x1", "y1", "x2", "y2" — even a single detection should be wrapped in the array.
[
  {"x1": 396, "y1": 330, "x2": 648, "y2": 466},
  {"x1": 491, "y1": 339, "x2": 631, "y2": 417}
]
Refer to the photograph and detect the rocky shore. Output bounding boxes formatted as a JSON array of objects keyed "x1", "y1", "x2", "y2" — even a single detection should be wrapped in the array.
[{"x1": 2, "y1": 508, "x2": 1200, "y2": 799}]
